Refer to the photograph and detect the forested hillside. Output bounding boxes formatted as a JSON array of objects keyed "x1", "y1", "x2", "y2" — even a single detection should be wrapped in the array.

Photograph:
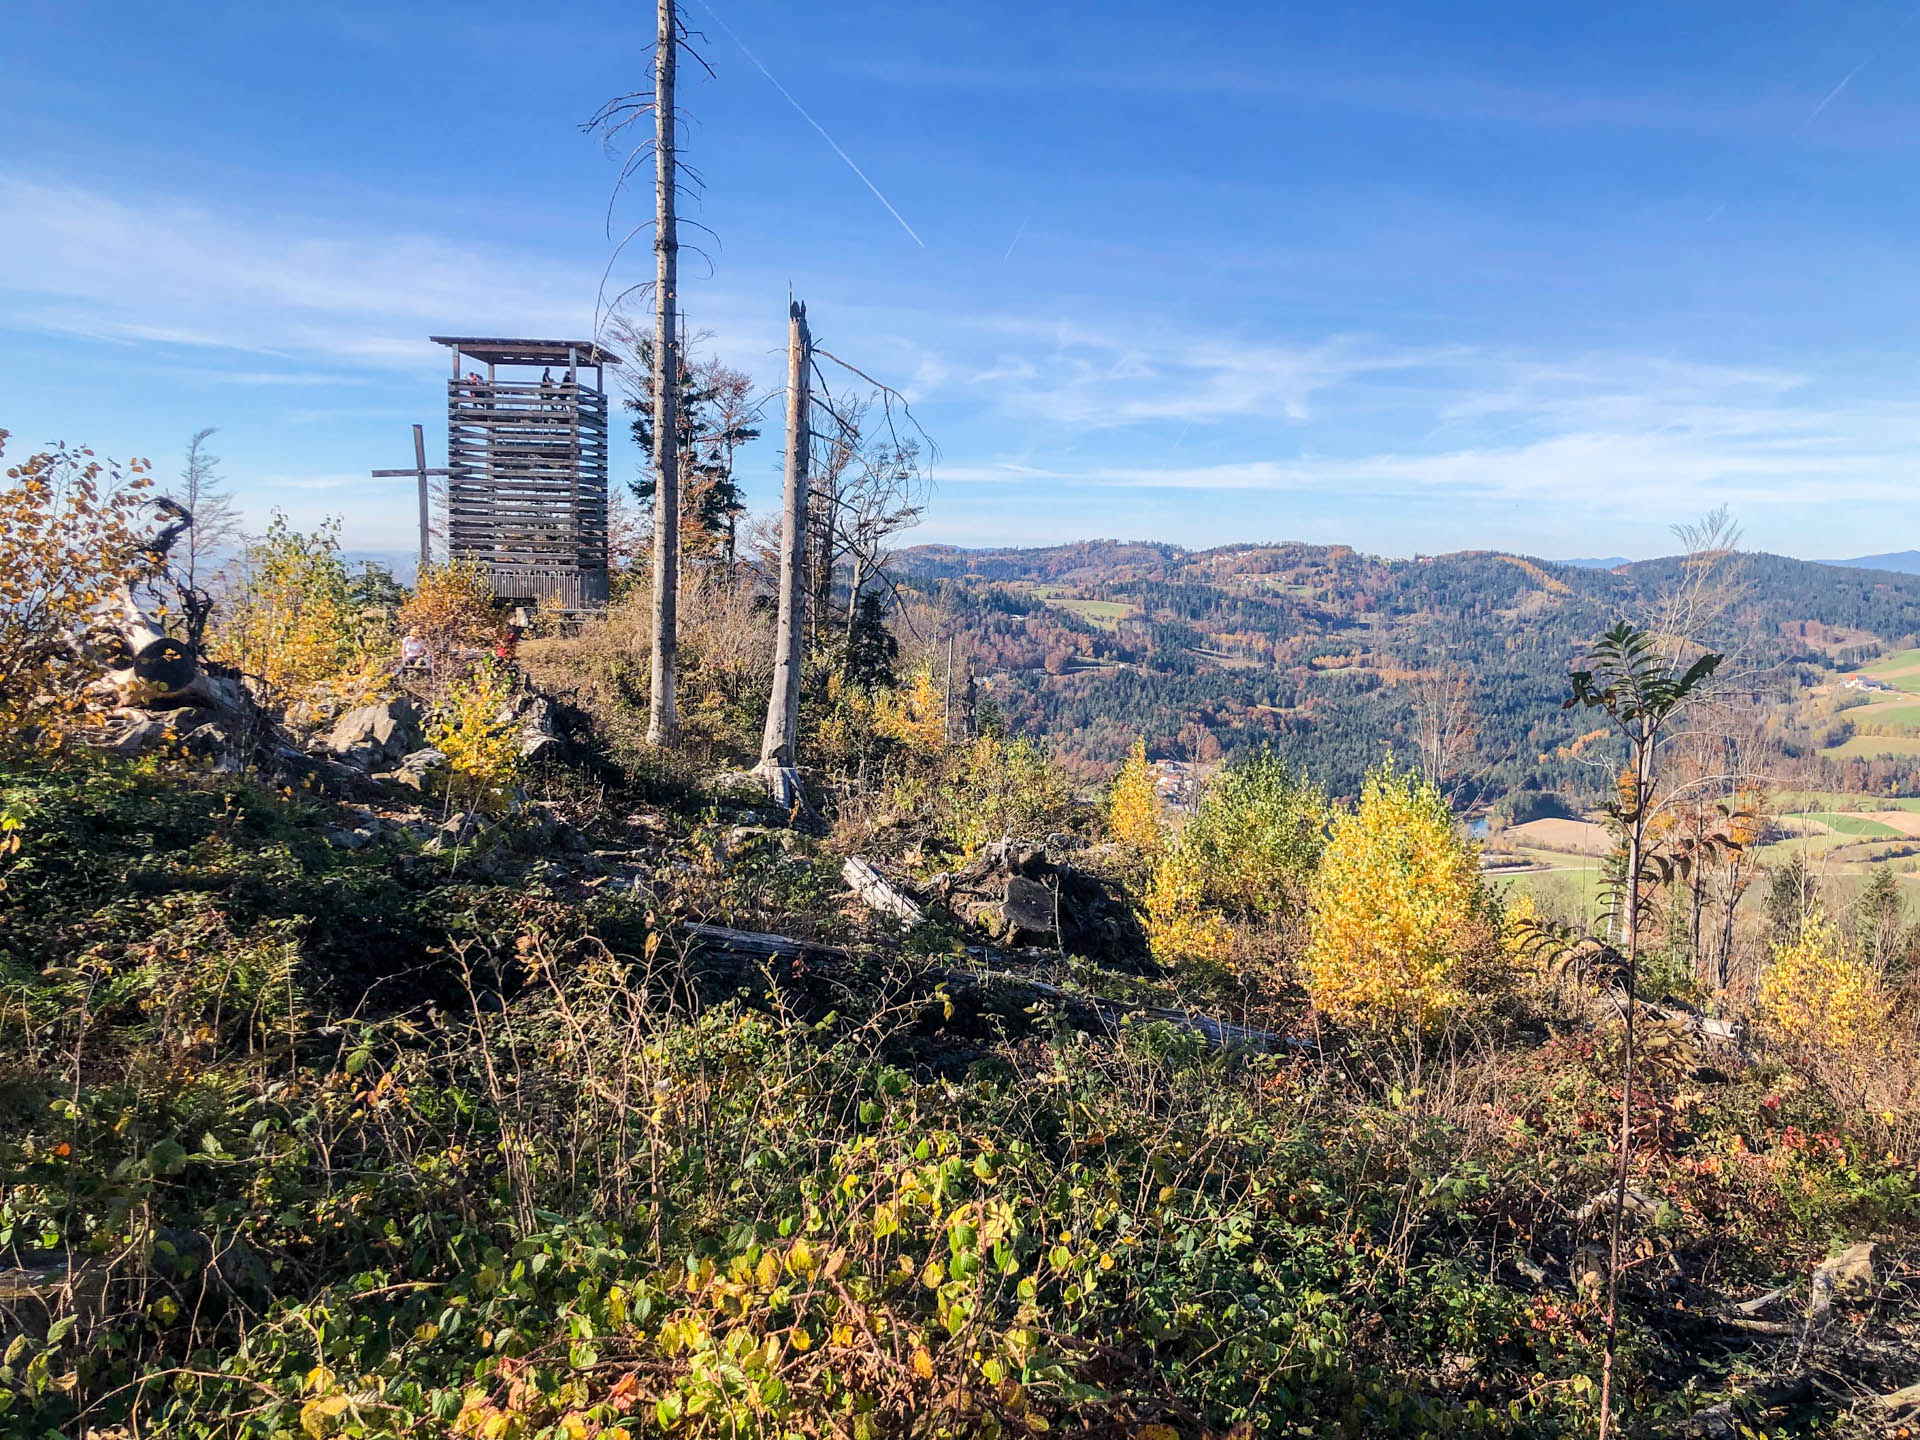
[{"x1": 903, "y1": 542, "x2": 1920, "y2": 801}]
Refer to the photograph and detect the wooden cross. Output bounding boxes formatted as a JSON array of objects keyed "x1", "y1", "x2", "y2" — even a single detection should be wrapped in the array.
[{"x1": 371, "y1": 424, "x2": 451, "y2": 575}]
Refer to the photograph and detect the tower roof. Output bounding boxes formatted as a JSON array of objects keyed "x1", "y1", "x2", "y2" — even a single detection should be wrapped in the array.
[{"x1": 430, "y1": 336, "x2": 623, "y2": 367}]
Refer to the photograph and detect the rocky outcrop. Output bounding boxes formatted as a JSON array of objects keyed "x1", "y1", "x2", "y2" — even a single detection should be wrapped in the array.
[
  {"x1": 327, "y1": 698, "x2": 423, "y2": 770},
  {"x1": 374, "y1": 747, "x2": 449, "y2": 792}
]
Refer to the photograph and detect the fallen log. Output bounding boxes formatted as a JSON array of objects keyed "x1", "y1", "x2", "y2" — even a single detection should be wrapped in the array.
[
  {"x1": 683, "y1": 922, "x2": 847, "y2": 963},
  {"x1": 1878, "y1": 1382, "x2": 1920, "y2": 1414},
  {"x1": 842, "y1": 857, "x2": 926, "y2": 928}
]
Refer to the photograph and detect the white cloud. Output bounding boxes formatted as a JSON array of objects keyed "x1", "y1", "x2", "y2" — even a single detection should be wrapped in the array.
[
  {"x1": 0, "y1": 175, "x2": 602, "y2": 366},
  {"x1": 957, "y1": 429, "x2": 1911, "y2": 505},
  {"x1": 6, "y1": 173, "x2": 1909, "y2": 556},
  {"x1": 953, "y1": 317, "x2": 1450, "y2": 428},
  {"x1": 921, "y1": 318, "x2": 1920, "y2": 525}
]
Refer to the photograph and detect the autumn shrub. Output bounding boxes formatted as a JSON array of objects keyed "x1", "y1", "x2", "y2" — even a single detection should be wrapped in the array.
[
  {"x1": 396, "y1": 559, "x2": 500, "y2": 677},
  {"x1": 1105, "y1": 737, "x2": 1162, "y2": 854},
  {"x1": 935, "y1": 731, "x2": 1074, "y2": 855},
  {"x1": 1177, "y1": 748, "x2": 1327, "y2": 920},
  {"x1": 0, "y1": 432, "x2": 158, "y2": 738},
  {"x1": 213, "y1": 516, "x2": 380, "y2": 706},
  {"x1": 1142, "y1": 841, "x2": 1235, "y2": 970},
  {"x1": 809, "y1": 667, "x2": 892, "y2": 778},
  {"x1": 873, "y1": 661, "x2": 947, "y2": 755},
  {"x1": 1304, "y1": 761, "x2": 1499, "y2": 1032},
  {"x1": 810, "y1": 663, "x2": 955, "y2": 805},
  {"x1": 1758, "y1": 917, "x2": 1889, "y2": 1067},
  {"x1": 428, "y1": 659, "x2": 523, "y2": 809}
]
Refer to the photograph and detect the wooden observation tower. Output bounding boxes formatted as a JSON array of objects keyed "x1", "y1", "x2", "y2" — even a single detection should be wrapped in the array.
[{"x1": 430, "y1": 336, "x2": 620, "y2": 609}]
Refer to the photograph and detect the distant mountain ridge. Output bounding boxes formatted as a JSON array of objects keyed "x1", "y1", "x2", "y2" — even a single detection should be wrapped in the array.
[
  {"x1": 1826, "y1": 550, "x2": 1920, "y2": 576},
  {"x1": 340, "y1": 549, "x2": 420, "y2": 585},
  {"x1": 901, "y1": 538, "x2": 1915, "y2": 585}
]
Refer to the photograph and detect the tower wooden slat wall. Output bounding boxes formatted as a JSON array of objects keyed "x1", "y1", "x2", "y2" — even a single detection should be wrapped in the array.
[{"x1": 429, "y1": 336, "x2": 619, "y2": 609}]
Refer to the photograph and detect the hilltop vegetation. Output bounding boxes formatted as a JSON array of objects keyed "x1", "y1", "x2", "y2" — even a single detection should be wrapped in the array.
[{"x1": 5, "y1": 435, "x2": 1920, "y2": 1439}]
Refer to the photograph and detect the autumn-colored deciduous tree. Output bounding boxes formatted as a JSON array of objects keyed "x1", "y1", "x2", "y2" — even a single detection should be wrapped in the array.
[
  {"x1": 1304, "y1": 762, "x2": 1492, "y2": 1031},
  {"x1": 213, "y1": 516, "x2": 371, "y2": 703},
  {"x1": 1143, "y1": 845, "x2": 1235, "y2": 969},
  {"x1": 1106, "y1": 738, "x2": 1162, "y2": 855},
  {"x1": 429, "y1": 660, "x2": 522, "y2": 810},
  {"x1": 1759, "y1": 915, "x2": 1887, "y2": 1058},
  {"x1": 396, "y1": 561, "x2": 501, "y2": 675},
  {"x1": 1142, "y1": 750, "x2": 1327, "y2": 970},
  {"x1": 0, "y1": 432, "x2": 158, "y2": 732},
  {"x1": 1177, "y1": 749, "x2": 1326, "y2": 920},
  {"x1": 874, "y1": 664, "x2": 946, "y2": 755}
]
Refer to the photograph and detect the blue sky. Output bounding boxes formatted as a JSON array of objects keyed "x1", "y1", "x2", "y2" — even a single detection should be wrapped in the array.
[{"x1": 5, "y1": 0, "x2": 1920, "y2": 560}]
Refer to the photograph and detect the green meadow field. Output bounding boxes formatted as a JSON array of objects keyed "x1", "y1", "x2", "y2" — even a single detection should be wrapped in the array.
[
  {"x1": 1032, "y1": 585, "x2": 1138, "y2": 629},
  {"x1": 1862, "y1": 646, "x2": 1920, "y2": 693}
]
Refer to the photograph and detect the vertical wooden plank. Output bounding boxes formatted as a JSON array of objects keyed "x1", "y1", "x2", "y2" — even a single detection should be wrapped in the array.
[{"x1": 413, "y1": 423, "x2": 431, "y2": 575}]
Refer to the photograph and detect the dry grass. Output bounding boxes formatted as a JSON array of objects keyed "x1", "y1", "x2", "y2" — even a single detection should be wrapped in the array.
[
  {"x1": 1507, "y1": 817, "x2": 1613, "y2": 854},
  {"x1": 521, "y1": 569, "x2": 775, "y2": 766}
]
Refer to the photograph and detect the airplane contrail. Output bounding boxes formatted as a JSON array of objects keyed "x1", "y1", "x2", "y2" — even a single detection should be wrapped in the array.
[
  {"x1": 1809, "y1": 58, "x2": 1870, "y2": 121},
  {"x1": 1003, "y1": 209, "x2": 1032, "y2": 262},
  {"x1": 695, "y1": 0, "x2": 926, "y2": 249}
]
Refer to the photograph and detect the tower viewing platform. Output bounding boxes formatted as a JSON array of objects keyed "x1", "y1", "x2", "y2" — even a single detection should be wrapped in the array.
[{"x1": 430, "y1": 335, "x2": 620, "y2": 609}]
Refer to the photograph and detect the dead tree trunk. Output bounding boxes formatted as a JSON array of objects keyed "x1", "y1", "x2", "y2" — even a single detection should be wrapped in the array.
[
  {"x1": 644, "y1": 0, "x2": 681, "y2": 747},
  {"x1": 760, "y1": 301, "x2": 811, "y2": 772},
  {"x1": 809, "y1": 495, "x2": 834, "y2": 651},
  {"x1": 840, "y1": 555, "x2": 868, "y2": 671}
]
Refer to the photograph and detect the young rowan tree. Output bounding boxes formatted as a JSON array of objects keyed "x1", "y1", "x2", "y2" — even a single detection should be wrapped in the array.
[{"x1": 1552, "y1": 620, "x2": 1722, "y2": 1440}]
